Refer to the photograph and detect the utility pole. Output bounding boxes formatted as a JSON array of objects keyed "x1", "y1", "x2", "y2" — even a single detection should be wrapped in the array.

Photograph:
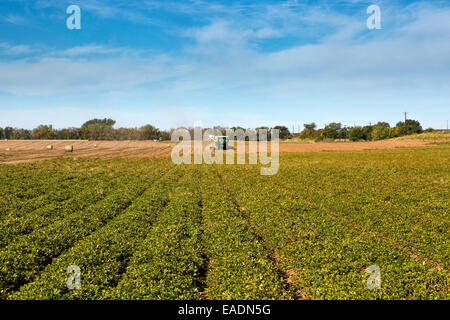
[{"x1": 403, "y1": 112, "x2": 408, "y2": 134}]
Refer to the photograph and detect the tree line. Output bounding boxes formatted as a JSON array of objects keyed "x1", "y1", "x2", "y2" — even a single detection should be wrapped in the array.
[
  {"x1": 298, "y1": 120, "x2": 425, "y2": 141},
  {"x1": 0, "y1": 119, "x2": 169, "y2": 141},
  {"x1": 0, "y1": 118, "x2": 427, "y2": 141}
]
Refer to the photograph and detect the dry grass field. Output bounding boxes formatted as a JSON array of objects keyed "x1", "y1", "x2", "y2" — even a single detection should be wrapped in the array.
[{"x1": 0, "y1": 140, "x2": 174, "y2": 164}]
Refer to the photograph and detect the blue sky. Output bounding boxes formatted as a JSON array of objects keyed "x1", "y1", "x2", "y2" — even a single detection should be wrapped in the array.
[{"x1": 0, "y1": 0, "x2": 449, "y2": 130}]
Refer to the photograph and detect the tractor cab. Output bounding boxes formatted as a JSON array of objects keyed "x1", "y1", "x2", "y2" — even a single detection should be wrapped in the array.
[
  {"x1": 209, "y1": 135, "x2": 229, "y2": 150},
  {"x1": 216, "y1": 136, "x2": 228, "y2": 150}
]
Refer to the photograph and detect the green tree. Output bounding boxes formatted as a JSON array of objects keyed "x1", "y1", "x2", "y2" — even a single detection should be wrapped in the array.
[
  {"x1": 32, "y1": 125, "x2": 55, "y2": 140},
  {"x1": 300, "y1": 123, "x2": 318, "y2": 139},
  {"x1": 348, "y1": 126, "x2": 364, "y2": 141},
  {"x1": 3, "y1": 127, "x2": 13, "y2": 139},
  {"x1": 82, "y1": 118, "x2": 116, "y2": 127},
  {"x1": 361, "y1": 125, "x2": 374, "y2": 140},
  {"x1": 82, "y1": 123, "x2": 114, "y2": 140},
  {"x1": 139, "y1": 124, "x2": 159, "y2": 140},
  {"x1": 375, "y1": 122, "x2": 390, "y2": 128},
  {"x1": 303, "y1": 123, "x2": 317, "y2": 131},
  {"x1": 395, "y1": 119, "x2": 422, "y2": 136},
  {"x1": 12, "y1": 128, "x2": 31, "y2": 139},
  {"x1": 272, "y1": 126, "x2": 290, "y2": 139},
  {"x1": 371, "y1": 126, "x2": 390, "y2": 140},
  {"x1": 255, "y1": 126, "x2": 270, "y2": 141},
  {"x1": 324, "y1": 122, "x2": 342, "y2": 139}
]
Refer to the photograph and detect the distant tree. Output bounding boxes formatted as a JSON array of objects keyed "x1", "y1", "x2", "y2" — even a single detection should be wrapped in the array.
[
  {"x1": 375, "y1": 121, "x2": 390, "y2": 128},
  {"x1": 112, "y1": 128, "x2": 129, "y2": 140},
  {"x1": 314, "y1": 129, "x2": 326, "y2": 141},
  {"x1": 12, "y1": 128, "x2": 32, "y2": 139},
  {"x1": 395, "y1": 119, "x2": 422, "y2": 136},
  {"x1": 348, "y1": 126, "x2": 365, "y2": 141},
  {"x1": 32, "y1": 125, "x2": 55, "y2": 140},
  {"x1": 389, "y1": 127, "x2": 400, "y2": 138},
  {"x1": 82, "y1": 118, "x2": 116, "y2": 127},
  {"x1": 324, "y1": 122, "x2": 342, "y2": 139},
  {"x1": 159, "y1": 130, "x2": 171, "y2": 141},
  {"x1": 3, "y1": 127, "x2": 13, "y2": 139},
  {"x1": 82, "y1": 123, "x2": 114, "y2": 140},
  {"x1": 0, "y1": 127, "x2": 3, "y2": 139},
  {"x1": 299, "y1": 123, "x2": 318, "y2": 139},
  {"x1": 255, "y1": 126, "x2": 270, "y2": 141},
  {"x1": 272, "y1": 126, "x2": 290, "y2": 139},
  {"x1": 339, "y1": 126, "x2": 349, "y2": 139},
  {"x1": 229, "y1": 127, "x2": 249, "y2": 141},
  {"x1": 127, "y1": 127, "x2": 139, "y2": 140},
  {"x1": 139, "y1": 124, "x2": 159, "y2": 140},
  {"x1": 361, "y1": 125, "x2": 374, "y2": 140},
  {"x1": 55, "y1": 127, "x2": 81, "y2": 140},
  {"x1": 303, "y1": 123, "x2": 317, "y2": 131},
  {"x1": 371, "y1": 126, "x2": 391, "y2": 140}
]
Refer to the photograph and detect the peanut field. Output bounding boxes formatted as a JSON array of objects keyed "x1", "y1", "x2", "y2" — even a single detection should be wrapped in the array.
[{"x1": 0, "y1": 145, "x2": 448, "y2": 300}]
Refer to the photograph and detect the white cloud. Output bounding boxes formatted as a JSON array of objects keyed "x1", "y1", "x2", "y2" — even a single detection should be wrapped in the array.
[
  {"x1": 0, "y1": 14, "x2": 27, "y2": 25},
  {"x1": 1, "y1": 3, "x2": 450, "y2": 97},
  {"x1": 0, "y1": 43, "x2": 34, "y2": 55},
  {"x1": 1, "y1": 1, "x2": 450, "y2": 129},
  {"x1": 59, "y1": 45, "x2": 128, "y2": 57}
]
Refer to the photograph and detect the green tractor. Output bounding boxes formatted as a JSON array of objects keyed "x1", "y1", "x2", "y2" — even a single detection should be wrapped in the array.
[{"x1": 209, "y1": 135, "x2": 229, "y2": 150}]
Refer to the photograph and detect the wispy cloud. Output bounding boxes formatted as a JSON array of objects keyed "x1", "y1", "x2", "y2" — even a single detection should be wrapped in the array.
[
  {"x1": 0, "y1": 14, "x2": 27, "y2": 25},
  {"x1": 0, "y1": 42, "x2": 34, "y2": 55},
  {"x1": 1, "y1": 1, "x2": 449, "y2": 129}
]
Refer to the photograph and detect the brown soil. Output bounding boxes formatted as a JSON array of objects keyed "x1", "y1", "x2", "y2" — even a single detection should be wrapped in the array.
[
  {"x1": 278, "y1": 139, "x2": 439, "y2": 153},
  {"x1": 0, "y1": 139, "x2": 442, "y2": 164},
  {"x1": 0, "y1": 140, "x2": 174, "y2": 164}
]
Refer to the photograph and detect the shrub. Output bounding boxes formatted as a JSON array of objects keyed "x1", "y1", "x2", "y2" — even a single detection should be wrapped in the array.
[{"x1": 371, "y1": 126, "x2": 390, "y2": 141}]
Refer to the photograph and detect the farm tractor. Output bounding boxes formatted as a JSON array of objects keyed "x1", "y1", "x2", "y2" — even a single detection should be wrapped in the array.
[{"x1": 209, "y1": 135, "x2": 231, "y2": 150}]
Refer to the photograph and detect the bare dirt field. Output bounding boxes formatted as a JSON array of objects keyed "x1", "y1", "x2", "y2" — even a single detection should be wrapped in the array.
[
  {"x1": 0, "y1": 138, "x2": 443, "y2": 164},
  {"x1": 277, "y1": 139, "x2": 440, "y2": 153}
]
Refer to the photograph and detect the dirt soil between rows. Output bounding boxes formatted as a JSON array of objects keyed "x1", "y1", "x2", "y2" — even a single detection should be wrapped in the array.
[{"x1": 0, "y1": 139, "x2": 442, "y2": 164}]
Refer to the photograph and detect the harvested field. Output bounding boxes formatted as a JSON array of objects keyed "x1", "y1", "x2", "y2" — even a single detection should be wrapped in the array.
[
  {"x1": 278, "y1": 139, "x2": 442, "y2": 153},
  {"x1": 0, "y1": 139, "x2": 445, "y2": 164},
  {"x1": 0, "y1": 140, "x2": 174, "y2": 164}
]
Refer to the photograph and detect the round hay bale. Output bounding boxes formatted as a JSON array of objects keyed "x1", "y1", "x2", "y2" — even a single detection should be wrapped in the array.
[
  {"x1": 65, "y1": 145, "x2": 74, "y2": 152},
  {"x1": 5, "y1": 147, "x2": 11, "y2": 151},
  {"x1": 46, "y1": 145, "x2": 53, "y2": 150},
  {"x1": 93, "y1": 144, "x2": 98, "y2": 148}
]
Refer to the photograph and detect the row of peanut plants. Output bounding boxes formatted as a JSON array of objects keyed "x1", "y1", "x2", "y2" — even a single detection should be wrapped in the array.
[
  {"x1": 9, "y1": 164, "x2": 183, "y2": 299},
  {"x1": 0, "y1": 158, "x2": 127, "y2": 217},
  {"x1": 263, "y1": 149, "x2": 449, "y2": 270},
  {"x1": 0, "y1": 164, "x2": 133, "y2": 247},
  {"x1": 0, "y1": 158, "x2": 171, "y2": 298},
  {"x1": 200, "y1": 166, "x2": 291, "y2": 299},
  {"x1": 215, "y1": 151, "x2": 449, "y2": 299},
  {"x1": 105, "y1": 166, "x2": 205, "y2": 299}
]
